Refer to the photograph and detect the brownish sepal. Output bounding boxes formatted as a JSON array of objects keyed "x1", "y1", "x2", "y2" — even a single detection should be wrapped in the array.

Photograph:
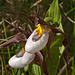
[{"x1": 0, "y1": 32, "x2": 26, "y2": 48}]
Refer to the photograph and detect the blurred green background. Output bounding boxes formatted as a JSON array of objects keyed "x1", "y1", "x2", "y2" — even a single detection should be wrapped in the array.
[{"x1": 0, "y1": 0, "x2": 75, "y2": 75}]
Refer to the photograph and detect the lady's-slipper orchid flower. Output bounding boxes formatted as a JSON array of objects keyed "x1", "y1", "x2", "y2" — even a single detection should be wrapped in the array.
[
  {"x1": 0, "y1": 14, "x2": 70, "y2": 75},
  {"x1": 8, "y1": 23, "x2": 49, "y2": 68},
  {"x1": 25, "y1": 24, "x2": 49, "y2": 53},
  {"x1": 8, "y1": 49, "x2": 35, "y2": 68}
]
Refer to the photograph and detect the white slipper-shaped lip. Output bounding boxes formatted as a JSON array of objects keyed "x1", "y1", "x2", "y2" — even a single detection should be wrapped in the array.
[
  {"x1": 8, "y1": 51, "x2": 35, "y2": 68},
  {"x1": 25, "y1": 29, "x2": 49, "y2": 53}
]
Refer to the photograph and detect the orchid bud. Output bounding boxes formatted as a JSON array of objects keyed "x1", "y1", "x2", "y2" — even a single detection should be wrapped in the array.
[
  {"x1": 8, "y1": 51, "x2": 35, "y2": 68},
  {"x1": 25, "y1": 29, "x2": 49, "y2": 53}
]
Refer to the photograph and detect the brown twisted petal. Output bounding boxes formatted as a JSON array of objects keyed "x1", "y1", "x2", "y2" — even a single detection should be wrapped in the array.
[
  {"x1": 34, "y1": 51, "x2": 49, "y2": 75},
  {"x1": 0, "y1": 32, "x2": 26, "y2": 48}
]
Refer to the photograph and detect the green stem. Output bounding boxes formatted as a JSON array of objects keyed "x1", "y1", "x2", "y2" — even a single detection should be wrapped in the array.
[{"x1": 2, "y1": 18, "x2": 14, "y2": 75}]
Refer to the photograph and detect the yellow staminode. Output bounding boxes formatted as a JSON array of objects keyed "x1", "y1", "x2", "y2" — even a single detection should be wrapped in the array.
[
  {"x1": 36, "y1": 24, "x2": 45, "y2": 37},
  {"x1": 22, "y1": 42, "x2": 25, "y2": 53}
]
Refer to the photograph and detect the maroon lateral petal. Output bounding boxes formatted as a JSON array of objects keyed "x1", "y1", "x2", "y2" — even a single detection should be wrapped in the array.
[
  {"x1": 50, "y1": 26, "x2": 71, "y2": 75},
  {"x1": 46, "y1": 31, "x2": 56, "y2": 65}
]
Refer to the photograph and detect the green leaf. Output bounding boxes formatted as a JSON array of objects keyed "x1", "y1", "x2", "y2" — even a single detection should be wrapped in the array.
[
  {"x1": 45, "y1": 0, "x2": 61, "y2": 26},
  {"x1": 24, "y1": 65, "x2": 29, "y2": 72},
  {"x1": 44, "y1": 15, "x2": 64, "y2": 75},
  {"x1": 72, "y1": 11, "x2": 75, "y2": 75},
  {"x1": 44, "y1": 0, "x2": 65, "y2": 74},
  {"x1": 44, "y1": 17, "x2": 53, "y2": 25},
  {"x1": 28, "y1": 63, "x2": 44, "y2": 75},
  {"x1": 72, "y1": 14, "x2": 75, "y2": 55},
  {"x1": 43, "y1": 34, "x2": 64, "y2": 75}
]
